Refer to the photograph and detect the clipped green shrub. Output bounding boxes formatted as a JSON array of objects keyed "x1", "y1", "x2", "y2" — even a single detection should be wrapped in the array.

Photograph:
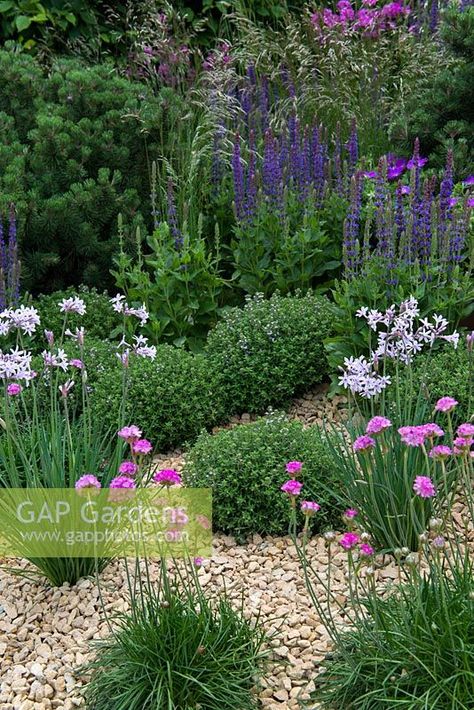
[
  {"x1": 183, "y1": 412, "x2": 341, "y2": 539},
  {"x1": 90, "y1": 344, "x2": 223, "y2": 452},
  {"x1": 206, "y1": 292, "x2": 333, "y2": 416}
]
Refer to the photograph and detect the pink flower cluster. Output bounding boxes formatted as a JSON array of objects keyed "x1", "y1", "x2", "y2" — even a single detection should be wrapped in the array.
[
  {"x1": 366, "y1": 416, "x2": 392, "y2": 435},
  {"x1": 413, "y1": 475, "x2": 436, "y2": 498},
  {"x1": 311, "y1": 0, "x2": 410, "y2": 39},
  {"x1": 353, "y1": 434, "x2": 376, "y2": 453},
  {"x1": 301, "y1": 500, "x2": 320, "y2": 515},
  {"x1": 281, "y1": 479, "x2": 303, "y2": 496},
  {"x1": 153, "y1": 469, "x2": 182, "y2": 487},
  {"x1": 398, "y1": 423, "x2": 444, "y2": 447}
]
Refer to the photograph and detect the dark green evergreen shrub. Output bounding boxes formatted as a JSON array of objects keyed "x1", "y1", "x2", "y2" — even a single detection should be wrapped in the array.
[
  {"x1": 205, "y1": 292, "x2": 333, "y2": 416},
  {"x1": 184, "y1": 413, "x2": 341, "y2": 539},
  {"x1": 399, "y1": 7, "x2": 474, "y2": 173},
  {"x1": 0, "y1": 51, "x2": 169, "y2": 293}
]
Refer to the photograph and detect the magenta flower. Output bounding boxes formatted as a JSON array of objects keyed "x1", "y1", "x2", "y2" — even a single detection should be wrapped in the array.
[
  {"x1": 344, "y1": 508, "x2": 358, "y2": 519},
  {"x1": 75, "y1": 474, "x2": 101, "y2": 490},
  {"x1": 132, "y1": 439, "x2": 153, "y2": 455},
  {"x1": 432, "y1": 535, "x2": 446, "y2": 549},
  {"x1": 398, "y1": 426, "x2": 426, "y2": 447},
  {"x1": 339, "y1": 532, "x2": 360, "y2": 550},
  {"x1": 435, "y1": 397, "x2": 458, "y2": 413},
  {"x1": 286, "y1": 461, "x2": 303, "y2": 476},
  {"x1": 118, "y1": 461, "x2": 138, "y2": 476},
  {"x1": 193, "y1": 556, "x2": 204, "y2": 567},
  {"x1": 153, "y1": 469, "x2": 182, "y2": 487},
  {"x1": 413, "y1": 475, "x2": 436, "y2": 498},
  {"x1": 7, "y1": 383, "x2": 22, "y2": 396},
  {"x1": 353, "y1": 435, "x2": 376, "y2": 453},
  {"x1": 110, "y1": 476, "x2": 136, "y2": 489},
  {"x1": 429, "y1": 445, "x2": 452, "y2": 460},
  {"x1": 420, "y1": 423, "x2": 444, "y2": 439},
  {"x1": 359, "y1": 543, "x2": 374, "y2": 556},
  {"x1": 457, "y1": 423, "x2": 474, "y2": 438},
  {"x1": 467, "y1": 332, "x2": 474, "y2": 351},
  {"x1": 281, "y1": 479, "x2": 303, "y2": 496},
  {"x1": 463, "y1": 175, "x2": 474, "y2": 185},
  {"x1": 300, "y1": 500, "x2": 321, "y2": 515},
  {"x1": 69, "y1": 359, "x2": 83, "y2": 369},
  {"x1": 366, "y1": 416, "x2": 392, "y2": 435},
  {"x1": 453, "y1": 436, "x2": 472, "y2": 451},
  {"x1": 118, "y1": 425, "x2": 142, "y2": 443}
]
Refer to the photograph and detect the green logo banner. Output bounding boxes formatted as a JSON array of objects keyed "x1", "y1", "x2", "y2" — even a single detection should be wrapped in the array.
[{"x1": 0, "y1": 488, "x2": 212, "y2": 558}]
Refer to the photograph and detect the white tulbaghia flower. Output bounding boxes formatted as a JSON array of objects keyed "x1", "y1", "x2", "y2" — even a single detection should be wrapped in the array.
[
  {"x1": 0, "y1": 348, "x2": 36, "y2": 382},
  {"x1": 1, "y1": 306, "x2": 41, "y2": 336},
  {"x1": 59, "y1": 296, "x2": 86, "y2": 316},
  {"x1": 342, "y1": 297, "x2": 459, "y2": 399},
  {"x1": 65, "y1": 327, "x2": 85, "y2": 345},
  {"x1": 132, "y1": 335, "x2": 156, "y2": 360},
  {"x1": 42, "y1": 348, "x2": 69, "y2": 371},
  {"x1": 110, "y1": 294, "x2": 126, "y2": 313}
]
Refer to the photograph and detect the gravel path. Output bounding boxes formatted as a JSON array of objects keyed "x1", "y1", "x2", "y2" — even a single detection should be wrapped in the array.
[{"x1": 0, "y1": 387, "x2": 357, "y2": 709}]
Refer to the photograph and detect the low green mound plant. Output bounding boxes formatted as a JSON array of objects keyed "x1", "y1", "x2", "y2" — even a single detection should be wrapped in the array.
[
  {"x1": 206, "y1": 291, "x2": 333, "y2": 416},
  {"x1": 184, "y1": 412, "x2": 340, "y2": 539},
  {"x1": 83, "y1": 559, "x2": 268, "y2": 710},
  {"x1": 91, "y1": 344, "x2": 223, "y2": 452}
]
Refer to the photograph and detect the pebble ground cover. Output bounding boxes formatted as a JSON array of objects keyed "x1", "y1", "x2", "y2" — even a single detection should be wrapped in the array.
[{"x1": 0, "y1": 1, "x2": 473, "y2": 709}]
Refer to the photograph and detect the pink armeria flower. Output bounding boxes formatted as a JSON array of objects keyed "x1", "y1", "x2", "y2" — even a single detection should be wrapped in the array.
[
  {"x1": 75, "y1": 474, "x2": 101, "y2": 490},
  {"x1": 398, "y1": 426, "x2": 426, "y2": 447},
  {"x1": 110, "y1": 476, "x2": 136, "y2": 489},
  {"x1": 69, "y1": 359, "x2": 83, "y2": 369},
  {"x1": 457, "y1": 423, "x2": 474, "y2": 438},
  {"x1": 453, "y1": 437, "x2": 472, "y2": 451},
  {"x1": 132, "y1": 439, "x2": 153, "y2": 455},
  {"x1": 7, "y1": 383, "x2": 22, "y2": 396},
  {"x1": 153, "y1": 469, "x2": 182, "y2": 487},
  {"x1": 118, "y1": 425, "x2": 142, "y2": 443},
  {"x1": 359, "y1": 543, "x2": 374, "y2": 556},
  {"x1": 339, "y1": 532, "x2": 360, "y2": 550},
  {"x1": 413, "y1": 475, "x2": 436, "y2": 498},
  {"x1": 353, "y1": 435, "x2": 376, "y2": 453},
  {"x1": 344, "y1": 508, "x2": 358, "y2": 519},
  {"x1": 429, "y1": 445, "x2": 452, "y2": 460},
  {"x1": 420, "y1": 423, "x2": 444, "y2": 438},
  {"x1": 435, "y1": 397, "x2": 458, "y2": 413},
  {"x1": 366, "y1": 416, "x2": 392, "y2": 435},
  {"x1": 281, "y1": 480, "x2": 303, "y2": 496},
  {"x1": 300, "y1": 500, "x2": 320, "y2": 515},
  {"x1": 431, "y1": 535, "x2": 446, "y2": 550},
  {"x1": 193, "y1": 557, "x2": 204, "y2": 567},
  {"x1": 118, "y1": 461, "x2": 138, "y2": 476},
  {"x1": 286, "y1": 461, "x2": 303, "y2": 476}
]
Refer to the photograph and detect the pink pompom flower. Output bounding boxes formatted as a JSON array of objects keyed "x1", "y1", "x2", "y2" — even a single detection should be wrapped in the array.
[
  {"x1": 398, "y1": 426, "x2": 426, "y2": 447},
  {"x1": 281, "y1": 480, "x2": 303, "y2": 496},
  {"x1": 339, "y1": 532, "x2": 360, "y2": 550},
  {"x1": 7, "y1": 383, "x2": 22, "y2": 396},
  {"x1": 193, "y1": 556, "x2": 204, "y2": 567},
  {"x1": 453, "y1": 437, "x2": 472, "y2": 451},
  {"x1": 366, "y1": 416, "x2": 392, "y2": 435},
  {"x1": 434, "y1": 397, "x2": 458, "y2": 413},
  {"x1": 286, "y1": 461, "x2": 303, "y2": 476},
  {"x1": 344, "y1": 508, "x2": 358, "y2": 519},
  {"x1": 300, "y1": 500, "x2": 320, "y2": 516},
  {"x1": 118, "y1": 425, "x2": 142, "y2": 443},
  {"x1": 353, "y1": 435, "x2": 376, "y2": 453},
  {"x1": 75, "y1": 474, "x2": 101, "y2": 490},
  {"x1": 359, "y1": 543, "x2": 374, "y2": 556},
  {"x1": 429, "y1": 445, "x2": 452, "y2": 460},
  {"x1": 413, "y1": 475, "x2": 436, "y2": 498},
  {"x1": 132, "y1": 439, "x2": 153, "y2": 455},
  {"x1": 153, "y1": 469, "x2": 182, "y2": 487},
  {"x1": 118, "y1": 461, "x2": 138, "y2": 476},
  {"x1": 457, "y1": 423, "x2": 474, "y2": 438},
  {"x1": 110, "y1": 476, "x2": 136, "y2": 489},
  {"x1": 69, "y1": 359, "x2": 84, "y2": 369},
  {"x1": 420, "y1": 423, "x2": 444, "y2": 439}
]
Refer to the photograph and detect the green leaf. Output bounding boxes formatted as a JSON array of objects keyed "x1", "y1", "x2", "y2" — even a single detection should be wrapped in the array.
[
  {"x1": 0, "y1": 0, "x2": 14, "y2": 11},
  {"x1": 15, "y1": 14, "x2": 32, "y2": 31}
]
